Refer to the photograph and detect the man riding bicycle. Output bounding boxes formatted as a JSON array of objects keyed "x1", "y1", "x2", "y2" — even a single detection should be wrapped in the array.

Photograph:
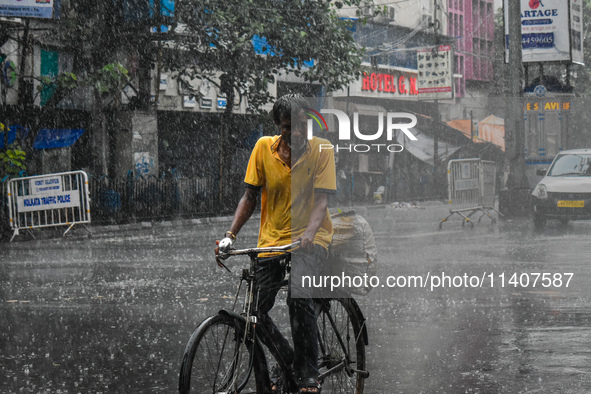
[{"x1": 216, "y1": 94, "x2": 336, "y2": 393}]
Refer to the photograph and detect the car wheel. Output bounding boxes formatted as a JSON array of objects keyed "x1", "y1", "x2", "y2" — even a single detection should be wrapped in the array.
[{"x1": 533, "y1": 214, "x2": 546, "y2": 229}]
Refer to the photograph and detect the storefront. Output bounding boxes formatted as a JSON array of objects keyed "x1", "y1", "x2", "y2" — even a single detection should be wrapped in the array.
[
  {"x1": 327, "y1": 65, "x2": 449, "y2": 203},
  {"x1": 523, "y1": 78, "x2": 574, "y2": 188}
]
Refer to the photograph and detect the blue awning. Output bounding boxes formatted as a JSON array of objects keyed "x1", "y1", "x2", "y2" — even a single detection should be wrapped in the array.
[
  {"x1": 33, "y1": 129, "x2": 85, "y2": 149},
  {"x1": 252, "y1": 35, "x2": 314, "y2": 67},
  {"x1": 0, "y1": 125, "x2": 29, "y2": 149}
]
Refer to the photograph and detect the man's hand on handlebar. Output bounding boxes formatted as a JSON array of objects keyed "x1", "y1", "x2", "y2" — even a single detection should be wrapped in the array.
[
  {"x1": 216, "y1": 237, "x2": 233, "y2": 260},
  {"x1": 296, "y1": 230, "x2": 315, "y2": 250},
  {"x1": 215, "y1": 240, "x2": 301, "y2": 272},
  {"x1": 215, "y1": 231, "x2": 236, "y2": 261},
  {"x1": 219, "y1": 236, "x2": 234, "y2": 252},
  {"x1": 214, "y1": 232, "x2": 236, "y2": 272}
]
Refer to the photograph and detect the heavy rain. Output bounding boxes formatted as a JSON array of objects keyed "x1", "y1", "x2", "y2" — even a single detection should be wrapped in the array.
[
  {"x1": 2, "y1": 0, "x2": 591, "y2": 393},
  {"x1": 3, "y1": 209, "x2": 591, "y2": 392}
]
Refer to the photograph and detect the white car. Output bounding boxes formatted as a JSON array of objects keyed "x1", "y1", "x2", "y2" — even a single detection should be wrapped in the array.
[{"x1": 531, "y1": 149, "x2": 591, "y2": 228}]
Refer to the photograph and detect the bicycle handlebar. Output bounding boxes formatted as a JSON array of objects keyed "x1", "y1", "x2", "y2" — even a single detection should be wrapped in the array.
[
  {"x1": 216, "y1": 241, "x2": 301, "y2": 272},
  {"x1": 226, "y1": 241, "x2": 301, "y2": 256}
]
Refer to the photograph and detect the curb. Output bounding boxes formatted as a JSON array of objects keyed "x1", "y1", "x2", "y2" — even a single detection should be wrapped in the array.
[
  {"x1": 1, "y1": 214, "x2": 246, "y2": 242},
  {"x1": 2, "y1": 201, "x2": 452, "y2": 242},
  {"x1": 89, "y1": 214, "x2": 241, "y2": 235}
]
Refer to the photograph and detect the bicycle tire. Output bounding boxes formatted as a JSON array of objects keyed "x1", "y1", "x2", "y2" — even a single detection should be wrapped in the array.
[
  {"x1": 316, "y1": 298, "x2": 367, "y2": 394},
  {"x1": 178, "y1": 313, "x2": 267, "y2": 394}
]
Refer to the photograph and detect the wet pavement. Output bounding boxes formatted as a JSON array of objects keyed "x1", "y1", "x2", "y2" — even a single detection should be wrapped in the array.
[{"x1": 1, "y1": 204, "x2": 591, "y2": 393}]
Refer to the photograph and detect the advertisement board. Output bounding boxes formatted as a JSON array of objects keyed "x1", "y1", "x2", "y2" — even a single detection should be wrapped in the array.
[
  {"x1": 0, "y1": 0, "x2": 54, "y2": 19},
  {"x1": 570, "y1": 0, "x2": 584, "y2": 64},
  {"x1": 504, "y1": 0, "x2": 582, "y2": 64},
  {"x1": 417, "y1": 45, "x2": 453, "y2": 100}
]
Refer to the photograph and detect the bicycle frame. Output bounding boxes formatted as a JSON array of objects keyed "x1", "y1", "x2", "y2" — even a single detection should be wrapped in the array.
[
  {"x1": 220, "y1": 243, "x2": 300, "y2": 391},
  {"x1": 180, "y1": 242, "x2": 369, "y2": 393},
  {"x1": 225, "y1": 242, "x2": 367, "y2": 382}
]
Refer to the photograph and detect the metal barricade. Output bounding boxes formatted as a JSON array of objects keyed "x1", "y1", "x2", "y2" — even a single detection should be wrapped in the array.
[
  {"x1": 6, "y1": 171, "x2": 91, "y2": 241},
  {"x1": 439, "y1": 159, "x2": 503, "y2": 229}
]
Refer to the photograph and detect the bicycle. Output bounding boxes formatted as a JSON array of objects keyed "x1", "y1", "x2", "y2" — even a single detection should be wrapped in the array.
[{"x1": 178, "y1": 242, "x2": 369, "y2": 394}]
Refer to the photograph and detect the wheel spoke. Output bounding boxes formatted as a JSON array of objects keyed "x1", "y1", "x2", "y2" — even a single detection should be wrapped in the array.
[
  {"x1": 316, "y1": 299, "x2": 366, "y2": 394},
  {"x1": 179, "y1": 314, "x2": 261, "y2": 393}
]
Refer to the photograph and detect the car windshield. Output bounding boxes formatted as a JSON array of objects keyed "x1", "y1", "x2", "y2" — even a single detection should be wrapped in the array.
[{"x1": 548, "y1": 153, "x2": 591, "y2": 176}]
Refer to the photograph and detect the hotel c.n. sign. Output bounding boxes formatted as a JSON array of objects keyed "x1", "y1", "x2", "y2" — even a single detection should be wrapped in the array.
[{"x1": 360, "y1": 71, "x2": 419, "y2": 97}]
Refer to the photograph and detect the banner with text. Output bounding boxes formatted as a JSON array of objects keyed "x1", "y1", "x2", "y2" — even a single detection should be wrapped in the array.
[
  {"x1": 504, "y1": 0, "x2": 583, "y2": 64},
  {"x1": 0, "y1": 0, "x2": 54, "y2": 19}
]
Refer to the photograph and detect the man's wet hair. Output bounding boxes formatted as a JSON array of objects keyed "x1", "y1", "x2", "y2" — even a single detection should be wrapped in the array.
[{"x1": 272, "y1": 94, "x2": 310, "y2": 124}]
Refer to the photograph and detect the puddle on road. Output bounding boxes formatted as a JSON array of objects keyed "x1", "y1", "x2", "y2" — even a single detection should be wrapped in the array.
[{"x1": 3, "y1": 220, "x2": 591, "y2": 392}]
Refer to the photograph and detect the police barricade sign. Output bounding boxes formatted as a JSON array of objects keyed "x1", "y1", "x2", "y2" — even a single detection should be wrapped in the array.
[
  {"x1": 7, "y1": 171, "x2": 91, "y2": 241},
  {"x1": 439, "y1": 159, "x2": 502, "y2": 229}
]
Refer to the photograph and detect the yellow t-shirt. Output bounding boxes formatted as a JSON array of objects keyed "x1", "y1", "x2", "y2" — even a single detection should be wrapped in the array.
[{"x1": 244, "y1": 135, "x2": 336, "y2": 250}]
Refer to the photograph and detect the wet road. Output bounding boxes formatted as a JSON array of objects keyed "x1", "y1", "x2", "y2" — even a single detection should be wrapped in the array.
[{"x1": 1, "y1": 205, "x2": 591, "y2": 393}]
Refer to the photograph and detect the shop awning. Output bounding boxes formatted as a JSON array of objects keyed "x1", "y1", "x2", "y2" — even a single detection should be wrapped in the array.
[
  {"x1": 478, "y1": 115, "x2": 505, "y2": 151},
  {"x1": 0, "y1": 125, "x2": 29, "y2": 149},
  {"x1": 33, "y1": 129, "x2": 85, "y2": 149},
  {"x1": 395, "y1": 127, "x2": 461, "y2": 166},
  {"x1": 332, "y1": 101, "x2": 387, "y2": 116},
  {"x1": 445, "y1": 119, "x2": 476, "y2": 140},
  {"x1": 446, "y1": 115, "x2": 505, "y2": 151}
]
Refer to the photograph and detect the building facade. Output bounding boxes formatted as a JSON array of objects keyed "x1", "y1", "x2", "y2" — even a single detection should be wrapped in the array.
[
  {"x1": 1, "y1": 0, "x2": 502, "y2": 206},
  {"x1": 448, "y1": 0, "x2": 495, "y2": 97}
]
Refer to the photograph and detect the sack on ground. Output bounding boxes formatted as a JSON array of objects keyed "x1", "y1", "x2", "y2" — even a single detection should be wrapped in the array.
[{"x1": 328, "y1": 211, "x2": 378, "y2": 296}]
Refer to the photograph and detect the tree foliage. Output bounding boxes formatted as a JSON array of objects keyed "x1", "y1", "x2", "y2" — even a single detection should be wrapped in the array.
[
  {"x1": 93, "y1": 63, "x2": 130, "y2": 96},
  {"x1": 56, "y1": 1, "x2": 131, "y2": 73},
  {"x1": 45, "y1": 0, "x2": 369, "y2": 113},
  {"x1": 35, "y1": 63, "x2": 130, "y2": 109},
  {"x1": 163, "y1": 0, "x2": 367, "y2": 111},
  {"x1": 0, "y1": 122, "x2": 26, "y2": 178},
  {"x1": 0, "y1": 144, "x2": 26, "y2": 178}
]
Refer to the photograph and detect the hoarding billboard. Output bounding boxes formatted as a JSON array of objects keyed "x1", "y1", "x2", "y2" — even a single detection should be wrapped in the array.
[
  {"x1": 504, "y1": 0, "x2": 578, "y2": 63},
  {"x1": 417, "y1": 45, "x2": 453, "y2": 100},
  {"x1": 570, "y1": 0, "x2": 584, "y2": 64},
  {"x1": 0, "y1": 0, "x2": 54, "y2": 19}
]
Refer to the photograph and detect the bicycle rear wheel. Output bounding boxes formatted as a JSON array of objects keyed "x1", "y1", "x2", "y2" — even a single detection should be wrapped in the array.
[
  {"x1": 316, "y1": 298, "x2": 367, "y2": 394},
  {"x1": 178, "y1": 313, "x2": 266, "y2": 394}
]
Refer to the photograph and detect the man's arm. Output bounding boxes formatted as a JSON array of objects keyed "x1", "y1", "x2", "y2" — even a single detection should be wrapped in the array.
[
  {"x1": 228, "y1": 187, "x2": 259, "y2": 237},
  {"x1": 216, "y1": 187, "x2": 259, "y2": 255},
  {"x1": 298, "y1": 192, "x2": 329, "y2": 249}
]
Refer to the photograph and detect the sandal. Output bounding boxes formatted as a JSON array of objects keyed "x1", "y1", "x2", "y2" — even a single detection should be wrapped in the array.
[
  {"x1": 270, "y1": 364, "x2": 301, "y2": 393},
  {"x1": 298, "y1": 377, "x2": 321, "y2": 393},
  {"x1": 270, "y1": 364, "x2": 284, "y2": 392}
]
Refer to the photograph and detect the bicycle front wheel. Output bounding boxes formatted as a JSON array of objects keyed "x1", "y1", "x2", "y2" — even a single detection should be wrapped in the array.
[
  {"x1": 316, "y1": 298, "x2": 367, "y2": 394},
  {"x1": 179, "y1": 313, "x2": 265, "y2": 394}
]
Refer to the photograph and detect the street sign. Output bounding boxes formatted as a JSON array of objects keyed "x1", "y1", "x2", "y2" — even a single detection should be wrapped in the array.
[
  {"x1": 217, "y1": 97, "x2": 227, "y2": 110},
  {"x1": 200, "y1": 98, "x2": 212, "y2": 108},
  {"x1": 159, "y1": 73, "x2": 168, "y2": 91},
  {"x1": 183, "y1": 96, "x2": 196, "y2": 108}
]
